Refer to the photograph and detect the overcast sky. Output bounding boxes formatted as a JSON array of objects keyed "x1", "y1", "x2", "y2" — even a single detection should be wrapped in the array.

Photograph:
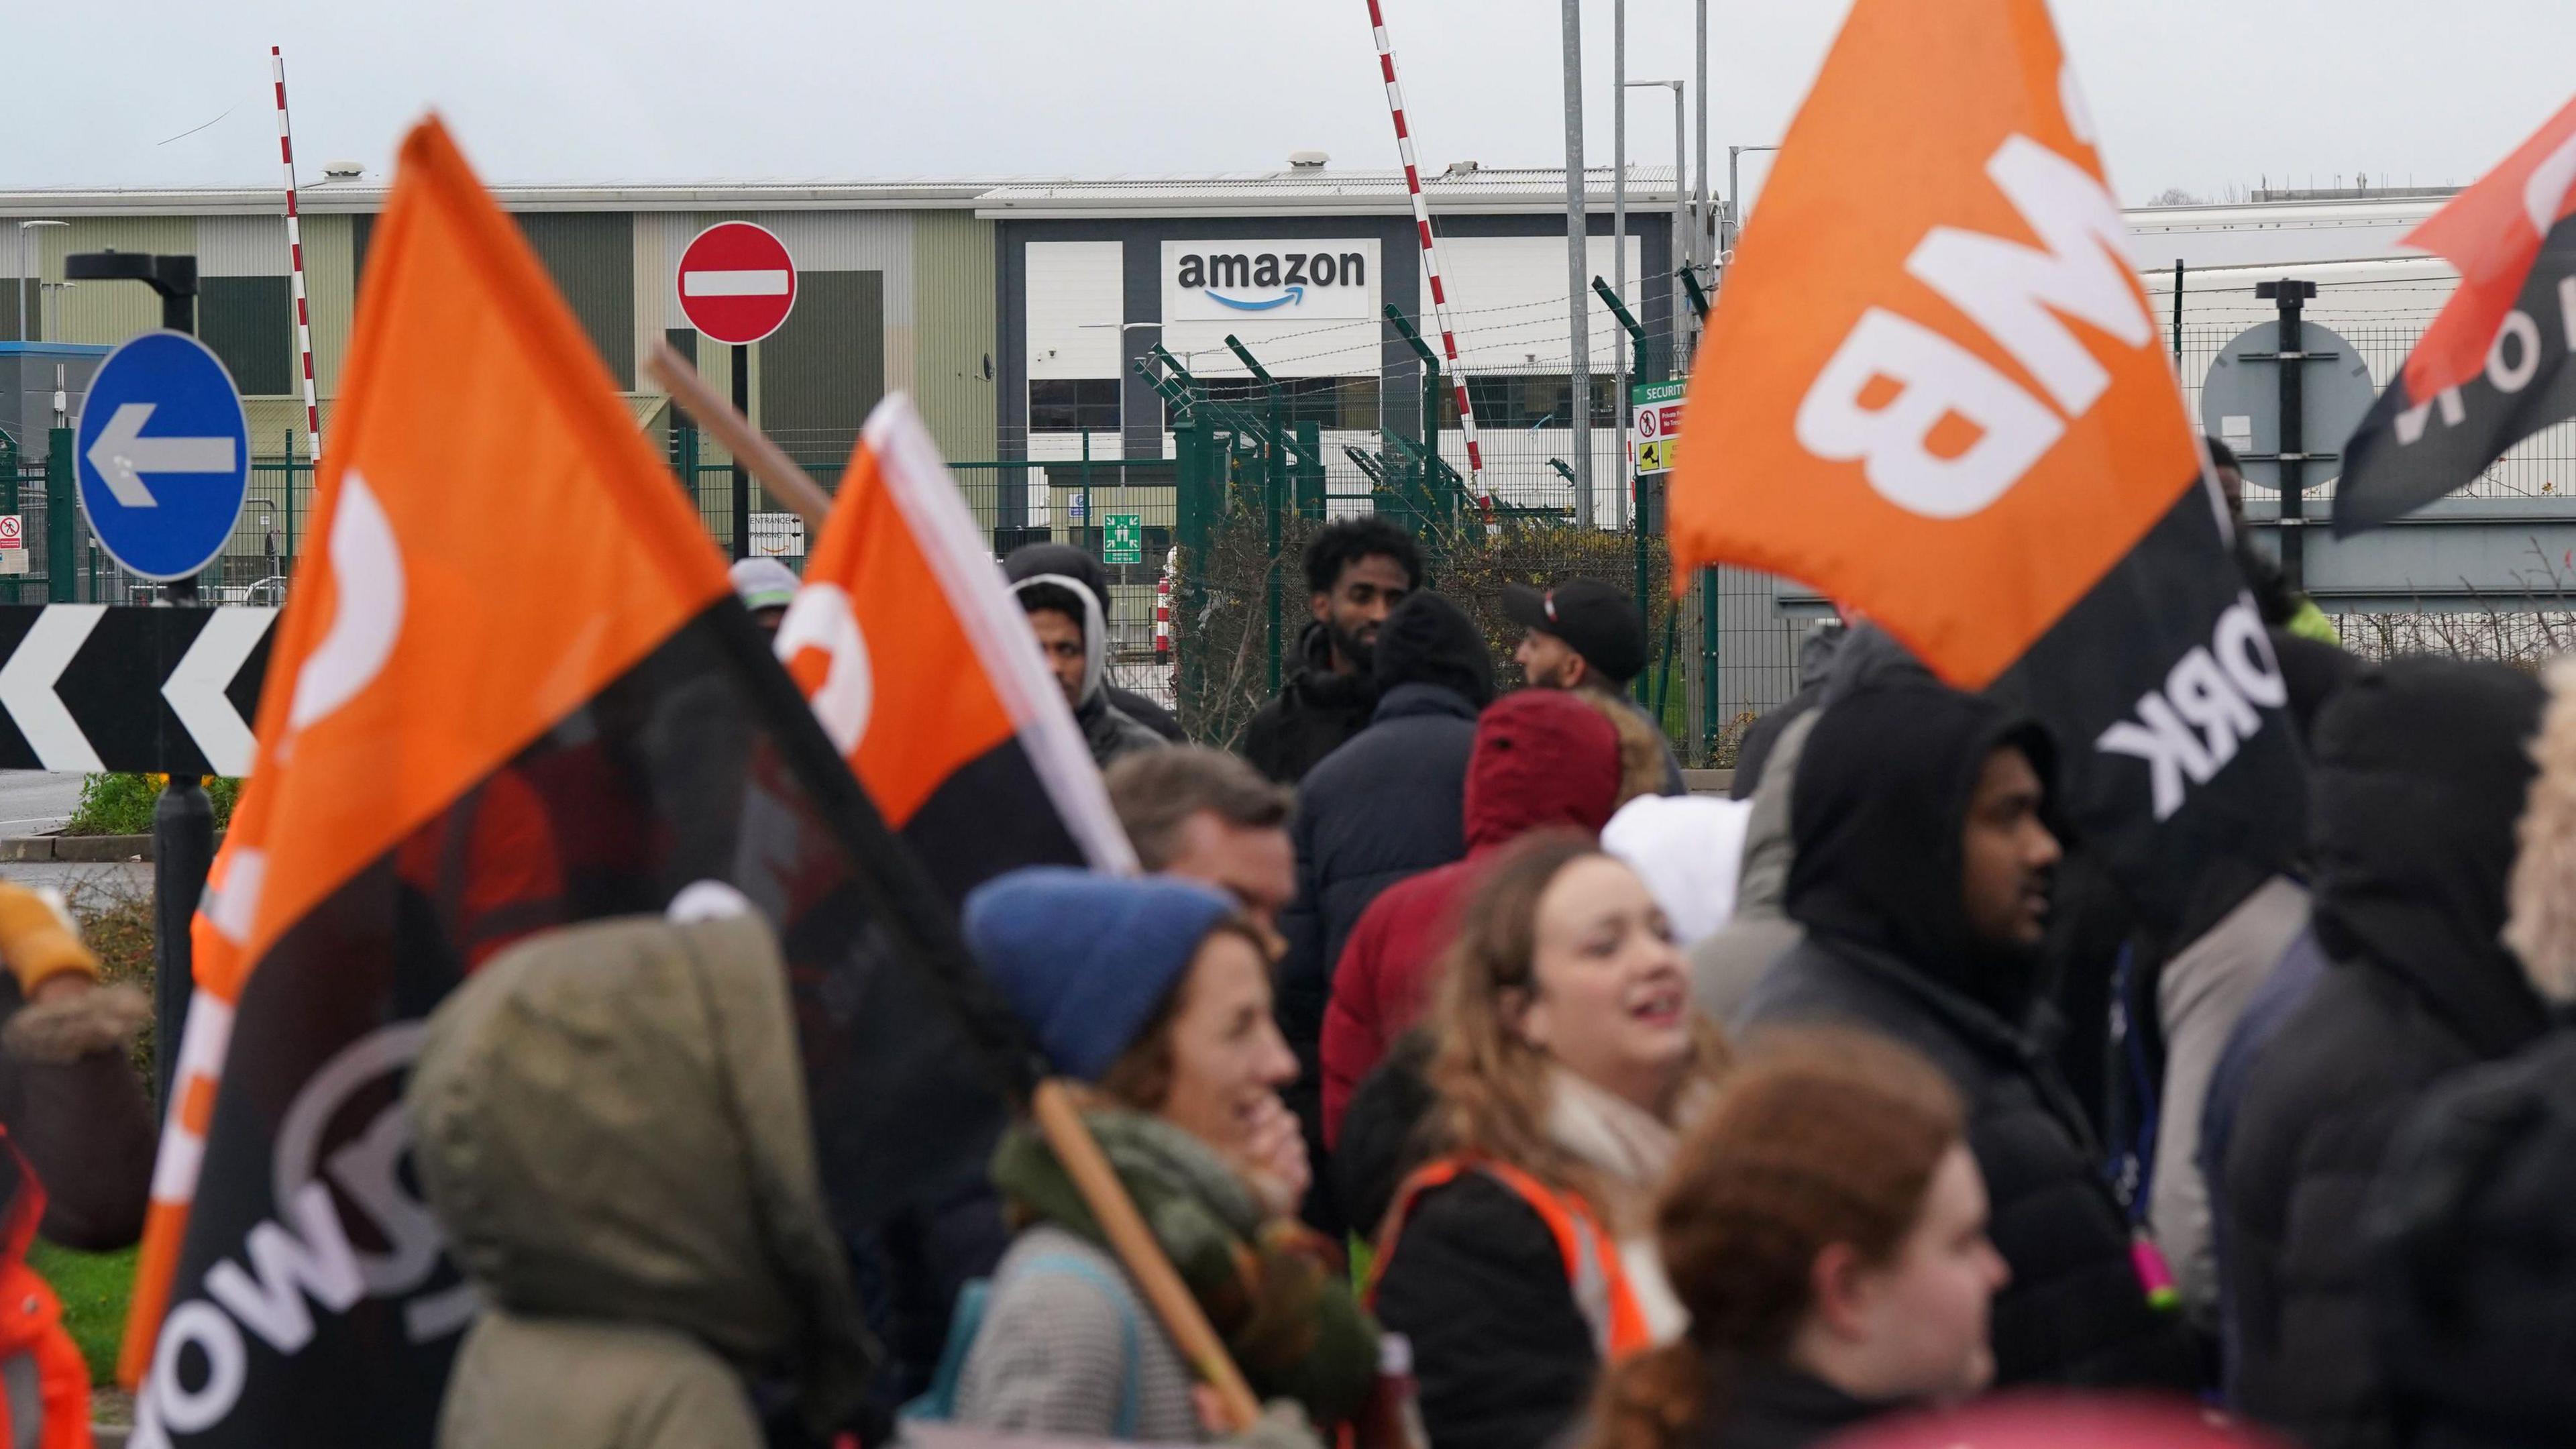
[{"x1": 10, "y1": 0, "x2": 2571, "y2": 211}]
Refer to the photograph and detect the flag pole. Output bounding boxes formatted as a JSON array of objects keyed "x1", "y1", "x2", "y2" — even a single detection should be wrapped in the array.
[
  {"x1": 646, "y1": 340, "x2": 832, "y2": 529},
  {"x1": 1031, "y1": 1079, "x2": 1264, "y2": 1433}
]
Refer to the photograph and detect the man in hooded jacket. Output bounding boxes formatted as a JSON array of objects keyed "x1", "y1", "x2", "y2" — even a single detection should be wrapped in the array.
[
  {"x1": 1319, "y1": 689, "x2": 1623, "y2": 1148},
  {"x1": 2218, "y1": 657, "x2": 2548, "y2": 1449},
  {"x1": 409, "y1": 912, "x2": 876, "y2": 1449},
  {"x1": 1737, "y1": 675, "x2": 2198, "y2": 1391},
  {"x1": 1275, "y1": 590, "x2": 1494, "y2": 1232},
  {"x1": 1010, "y1": 572, "x2": 1167, "y2": 769},
  {"x1": 1002, "y1": 542, "x2": 1183, "y2": 741}
]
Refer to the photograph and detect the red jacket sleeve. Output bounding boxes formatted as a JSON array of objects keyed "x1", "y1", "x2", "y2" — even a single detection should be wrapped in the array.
[{"x1": 1322, "y1": 894, "x2": 1399, "y2": 1150}]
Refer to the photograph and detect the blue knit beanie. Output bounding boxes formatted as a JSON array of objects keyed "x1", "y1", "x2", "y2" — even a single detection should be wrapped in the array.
[{"x1": 963, "y1": 867, "x2": 1238, "y2": 1081}]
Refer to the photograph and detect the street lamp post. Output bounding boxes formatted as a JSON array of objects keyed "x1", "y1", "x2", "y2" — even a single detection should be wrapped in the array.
[
  {"x1": 1619, "y1": 79, "x2": 1684, "y2": 533},
  {"x1": 1723, "y1": 146, "x2": 1782, "y2": 265},
  {"x1": 14, "y1": 222, "x2": 66, "y2": 343}
]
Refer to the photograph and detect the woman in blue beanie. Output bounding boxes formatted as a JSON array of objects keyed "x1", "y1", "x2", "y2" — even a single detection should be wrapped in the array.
[{"x1": 946, "y1": 867, "x2": 1380, "y2": 1444}]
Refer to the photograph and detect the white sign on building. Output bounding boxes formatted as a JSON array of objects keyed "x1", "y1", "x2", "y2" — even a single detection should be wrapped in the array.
[{"x1": 1162, "y1": 239, "x2": 1380, "y2": 322}]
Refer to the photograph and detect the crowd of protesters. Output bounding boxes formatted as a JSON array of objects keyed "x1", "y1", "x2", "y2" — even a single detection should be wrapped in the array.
[
  {"x1": 394, "y1": 501, "x2": 2576, "y2": 1447},
  {"x1": 0, "y1": 486, "x2": 2514, "y2": 1448}
]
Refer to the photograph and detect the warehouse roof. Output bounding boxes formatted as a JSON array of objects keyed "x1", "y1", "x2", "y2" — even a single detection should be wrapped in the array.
[{"x1": 0, "y1": 164, "x2": 1688, "y2": 219}]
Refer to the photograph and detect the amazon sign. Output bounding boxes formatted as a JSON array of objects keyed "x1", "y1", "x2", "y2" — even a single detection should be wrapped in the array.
[{"x1": 1163, "y1": 239, "x2": 1379, "y2": 321}]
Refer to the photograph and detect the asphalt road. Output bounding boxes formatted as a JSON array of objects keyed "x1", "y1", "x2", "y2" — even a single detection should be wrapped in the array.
[
  {"x1": 0, "y1": 771, "x2": 81, "y2": 837},
  {"x1": 0, "y1": 771, "x2": 149, "y2": 898}
]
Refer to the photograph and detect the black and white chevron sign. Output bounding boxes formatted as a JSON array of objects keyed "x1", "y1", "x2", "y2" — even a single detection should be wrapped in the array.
[{"x1": 0, "y1": 606, "x2": 274, "y2": 777}]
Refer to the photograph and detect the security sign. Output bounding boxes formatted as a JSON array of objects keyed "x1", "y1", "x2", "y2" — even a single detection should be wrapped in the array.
[
  {"x1": 1632, "y1": 378, "x2": 1683, "y2": 475},
  {"x1": 75, "y1": 331, "x2": 251, "y2": 582},
  {"x1": 0, "y1": 516, "x2": 23, "y2": 577}
]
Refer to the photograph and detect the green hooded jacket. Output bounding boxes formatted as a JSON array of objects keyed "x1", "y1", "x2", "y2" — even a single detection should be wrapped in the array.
[{"x1": 407, "y1": 912, "x2": 874, "y2": 1449}]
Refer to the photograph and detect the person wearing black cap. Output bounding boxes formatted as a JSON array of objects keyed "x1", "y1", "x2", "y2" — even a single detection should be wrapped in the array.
[{"x1": 1504, "y1": 578, "x2": 1684, "y2": 796}]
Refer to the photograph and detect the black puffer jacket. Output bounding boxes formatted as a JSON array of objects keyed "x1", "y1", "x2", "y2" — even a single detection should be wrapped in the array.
[
  {"x1": 1277, "y1": 594, "x2": 1491, "y2": 1231},
  {"x1": 2220, "y1": 658, "x2": 2548, "y2": 1449},
  {"x1": 1372, "y1": 1170, "x2": 1595, "y2": 1449},
  {"x1": 2366, "y1": 1026, "x2": 2576, "y2": 1449},
  {"x1": 1737, "y1": 676, "x2": 2196, "y2": 1392},
  {"x1": 1244, "y1": 623, "x2": 1379, "y2": 784}
]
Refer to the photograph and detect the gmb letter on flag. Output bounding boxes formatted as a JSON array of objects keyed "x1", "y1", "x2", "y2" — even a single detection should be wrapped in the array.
[
  {"x1": 118, "y1": 117, "x2": 1029, "y2": 1448},
  {"x1": 1667, "y1": 0, "x2": 2303, "y2": 936},
  {"x1": 2334, "y1": 93, "x2": 2576, "y2": 535},
  {"x1": 780, "y1": 394, "x2": 1136, "y2": 905}
]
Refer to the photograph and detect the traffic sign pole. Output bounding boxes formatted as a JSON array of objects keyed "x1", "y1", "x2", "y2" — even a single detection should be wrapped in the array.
[
  {"x1": 66, "y1": 251, "x2": 229, "y2": 1115},
  {"x1": 673, "y1": 222, "x2": 796, "y2": 563},
  {"x1": 732, "y1": 345, "x2": 750, "y2": 561}
]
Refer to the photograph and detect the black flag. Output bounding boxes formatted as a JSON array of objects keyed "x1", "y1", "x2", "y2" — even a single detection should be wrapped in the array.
[{"x1": 2337, "y1": 95, "x2": 2576, "y2": 535}]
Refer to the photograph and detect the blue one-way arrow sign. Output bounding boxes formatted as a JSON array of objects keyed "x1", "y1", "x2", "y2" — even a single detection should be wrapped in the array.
[{"x1": 74, "y1": 331, "x2": 250, "y2": 582}]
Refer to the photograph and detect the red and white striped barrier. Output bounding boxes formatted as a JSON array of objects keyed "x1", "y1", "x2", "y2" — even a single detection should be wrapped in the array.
[
  {"x1": 1155, "y1": 548, "x2": 1174, "y2": 671},
  {"x1": 272, "y1": 46, "x2": 322, "y2": 460},
  {"x1": 1364, "y1": 0, "x2": 1489, "y2": 507}
]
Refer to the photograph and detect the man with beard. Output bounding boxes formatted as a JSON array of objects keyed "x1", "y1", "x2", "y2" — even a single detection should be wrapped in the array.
[
  {"x1": 1242, "y1": 517, "x2": 1422, "y2": 784},
  {"x1": 1275, "y1": 591, "x2": 1494, "y2": 1232},
  {"x1": 1737, "y1": 674, "x2": 2198, "y2": 1391},
  {"x1": 1504, "y1": 576, "x2": 1685, "y2": 794}
]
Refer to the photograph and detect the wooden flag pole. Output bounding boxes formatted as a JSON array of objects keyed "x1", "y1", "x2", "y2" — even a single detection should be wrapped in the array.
[
  {"x1": 1030, "y1": 1079, "x2": 1263, "y2": 1433},
  {"x1": 645, "y1": 340, "x2": 833, "y2": 529}
]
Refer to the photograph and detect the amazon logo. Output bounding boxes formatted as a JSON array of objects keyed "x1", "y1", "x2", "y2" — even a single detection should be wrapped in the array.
[{"x1": 1174, "y1": 248, "x2": 1368, "y2": 311}]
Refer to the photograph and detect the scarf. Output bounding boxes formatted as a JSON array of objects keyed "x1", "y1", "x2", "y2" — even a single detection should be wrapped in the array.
[
  {"x1": 1546, "y1": 1067, "x2": 1705, "y2": 1344},
  {"x1": 989, "y1": 1108, "x2": 1382, "y2": 1428}
]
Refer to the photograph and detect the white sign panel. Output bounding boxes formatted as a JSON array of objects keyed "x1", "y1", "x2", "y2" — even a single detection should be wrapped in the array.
[
  {"x1": 1163, "y1": 239, "x2": 1379, "y2": 322},
  {"x1": 748, "y1": 511, "x2": 806, "y2": 558}
]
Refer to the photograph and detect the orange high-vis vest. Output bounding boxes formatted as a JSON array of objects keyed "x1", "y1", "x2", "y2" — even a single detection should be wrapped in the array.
[
  {"x1": 0, "y1": 1132, "x2": 93, "y2": 1449},
  {"x1": 1370, "y1": 1158, "x2": 1652, "y2": 1361}
]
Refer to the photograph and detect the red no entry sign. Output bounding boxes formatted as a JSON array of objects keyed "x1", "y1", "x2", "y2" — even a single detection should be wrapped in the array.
[{"x1": 676, "y1": 221, "x2": 797, "y2": 345}]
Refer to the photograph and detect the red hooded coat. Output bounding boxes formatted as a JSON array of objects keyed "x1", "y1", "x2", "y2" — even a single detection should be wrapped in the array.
[{"x1": 1319, "y1": 690, "x2": 1621, "y2": 1145}]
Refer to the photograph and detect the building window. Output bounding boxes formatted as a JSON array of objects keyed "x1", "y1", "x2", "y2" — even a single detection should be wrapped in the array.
[
  {"x1": 1200, "y1": 376, "x2": 1380, "y2": 430},
  {"x1": 1440, "y1": 374, "x2": 1618, "y2": 429},
  {"x1": 1032, "y1": 379, "x2": 1121, "y2": 433}
]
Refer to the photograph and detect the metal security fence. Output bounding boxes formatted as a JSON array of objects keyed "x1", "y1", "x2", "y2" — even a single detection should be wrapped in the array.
[
  {"x1": 2172, "y1": 313, "x2": 2576, "y2": 502},
  {"x1": 0, "y1": 427, "x2": 308, "y2": 606}
]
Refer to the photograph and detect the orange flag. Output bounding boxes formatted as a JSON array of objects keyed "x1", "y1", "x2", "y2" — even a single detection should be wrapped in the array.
[
  {"x1": 781, "y1": 396, "x2": 1133, "y2": 896},
  {"x1": 1670, "y1": 0, "x2": 2302, "y2": 936},
  {"x1": 122, "y1": 117, "x2": 1022, "y2": 1447}
]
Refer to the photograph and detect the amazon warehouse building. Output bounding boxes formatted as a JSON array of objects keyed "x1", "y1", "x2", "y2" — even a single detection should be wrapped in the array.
[
  {"x1": 5, "y1": 167, "x2": 2518, "y2": 722},
  {"x1": 0, "y1": 160, "x2": 1688, "y2": 685}
]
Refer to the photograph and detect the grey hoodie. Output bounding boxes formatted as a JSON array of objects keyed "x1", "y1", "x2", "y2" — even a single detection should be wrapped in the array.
[
  {"x1": 1011, "y1": 572, "x2": 1164, "y2": 769},
  {"x1": 1690, "y1": 709, "x2": 1819, "y2": 1025}
]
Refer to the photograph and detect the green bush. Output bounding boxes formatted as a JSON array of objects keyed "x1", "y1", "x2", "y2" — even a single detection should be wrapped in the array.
[{"x1": 62, "y1": 774, "x2": 240, "y2": 837}]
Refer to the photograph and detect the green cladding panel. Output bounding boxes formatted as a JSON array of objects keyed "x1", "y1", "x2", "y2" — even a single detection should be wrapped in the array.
[
  {"x1": 199, "y1": 275, "x2": 294, "y2": 396},
  {"x1": 513, "y1": 213, "x2": 637, "y2": 389},
  {"x1": 761, "y1": 270, "x2": 884, "y2": 458}
]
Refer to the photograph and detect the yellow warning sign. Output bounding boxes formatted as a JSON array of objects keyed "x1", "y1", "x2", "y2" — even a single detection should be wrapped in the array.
[{"x1": 1635, "y1": 437, "x2": 1676, "y2": 474}]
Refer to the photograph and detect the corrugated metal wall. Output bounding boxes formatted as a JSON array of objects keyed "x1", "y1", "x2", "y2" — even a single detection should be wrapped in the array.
[
  {"x1": 914, "y1": 211, "x2": 997, "y2": 462},
  {"x1": 3, "y1": 204, "x2": 1003, "y2": 468},
  {"x1": 516, "y1": 212, "x2": 635, "y2": 389},
  {"x1": 39, "y1": 216, "x2": 195, "y2": 343},
  {"x1": 195, "y1": 215, "x2": 290, "y2": 277}
]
